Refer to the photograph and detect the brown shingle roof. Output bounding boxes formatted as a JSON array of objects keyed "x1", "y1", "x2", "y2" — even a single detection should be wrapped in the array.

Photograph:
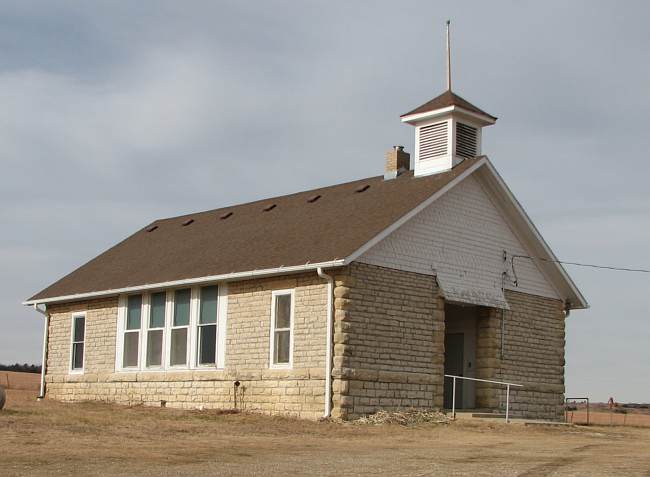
[
  {"x1": 29, "y1": 158, "x2": 481, "y2": 301},
  {"x1": 401, "y1": 90, "x2": 497, "y2": 121}
]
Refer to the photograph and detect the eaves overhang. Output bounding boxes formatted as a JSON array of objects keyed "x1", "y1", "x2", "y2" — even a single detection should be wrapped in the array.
[
  {"x1": 401, "y1": 105, "x2": 497, "y2": 126},
  {"x1": 22, "y1": 259, "x2": 346, "y2": 306}
]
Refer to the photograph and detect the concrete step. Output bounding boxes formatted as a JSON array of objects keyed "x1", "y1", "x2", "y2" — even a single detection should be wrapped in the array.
[
  {"x1": 524, "y1": 421, "x2": 573, "y2": 427},
  {"x1": 451, "y1": 410, "x2": 571, "y2": 426},
  {"x1": 471, "y1": 412, "x2": 507, "y2": 419}
]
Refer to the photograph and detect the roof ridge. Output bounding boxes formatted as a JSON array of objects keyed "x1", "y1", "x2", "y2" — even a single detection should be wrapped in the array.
[{"x1": 153, "y1": 172, "x2": 385, "y2": 223}]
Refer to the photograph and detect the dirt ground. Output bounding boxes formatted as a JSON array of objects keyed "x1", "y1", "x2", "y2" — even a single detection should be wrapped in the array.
[{"x1": 1, "y1": 389, "x2": 650, "y2": 477}]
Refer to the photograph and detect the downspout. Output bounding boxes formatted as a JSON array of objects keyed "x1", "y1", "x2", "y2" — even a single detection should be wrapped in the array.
[
  {"x1": 33, "y1": 304, "x2": 49, "y2": 400},
  {"x1": 317, "y1": 267, "x2": 334, "y2": 418}
]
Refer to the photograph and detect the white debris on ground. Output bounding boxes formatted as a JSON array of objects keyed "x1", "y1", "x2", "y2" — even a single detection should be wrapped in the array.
[{"x1": 353, "y1": 409, "x2": 450, "y2": 426}]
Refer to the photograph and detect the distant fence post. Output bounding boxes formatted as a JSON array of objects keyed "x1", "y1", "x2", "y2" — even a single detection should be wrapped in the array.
[{"x1": 565, "y1": 397, "x2": 589, "y2": 425}]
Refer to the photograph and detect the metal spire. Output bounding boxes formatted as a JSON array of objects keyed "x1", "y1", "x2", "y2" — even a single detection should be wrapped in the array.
[{"x1": 446, "y1": 20, "x2": 452, "y2": 91}]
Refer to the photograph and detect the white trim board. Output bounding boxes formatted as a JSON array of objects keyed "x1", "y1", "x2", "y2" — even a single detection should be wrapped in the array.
[
  {"x1": 401, "y1": 105, "x2": 496, "y2": 126},
  {"x1": 345, "y1": 158, "x2": 488, "y2": 263},
  {"x1": 345, "y1": 157, "x2": 586, "y2": 309},
  {"x1": 477, "y1": 161, "x2": 587, "y2": 309},
  {"x1": 23, "y1": 260, "x2": 345, "y2": 306},
  {"x1": 69, "y1": 311, "x2": 87, "y2": 374},
  {"x1": 269, "y1": 289, "x2": 295, "y2": 369},
  {"x1": 24, "y1": 158, "x2": 587, "y2": 310}
]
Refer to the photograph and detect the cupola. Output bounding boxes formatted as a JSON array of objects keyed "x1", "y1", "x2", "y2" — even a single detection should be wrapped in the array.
[{"x1": 401, "y1": 21, "x2": 497, "y2": 177}]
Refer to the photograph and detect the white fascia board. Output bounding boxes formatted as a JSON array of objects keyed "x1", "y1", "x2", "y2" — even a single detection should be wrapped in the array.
[
  {"x1": 479, "y1": 160, "x2": 589, "y2": 310},
  {"x1": 344, "y1": 156, "x2": 587, "y2": 310},
  {"x1": 401, "y1": 106, "x2": 496, "y2": 126},
  {"x1": 401, "y1": 106, "x2": 455, "y2": 123},
  {"x1": 344, "y1": 158, "x2": 489, "y2": 263},
  {"x1": 23, "y1": 259, "x2": 345, "y2": 306}
]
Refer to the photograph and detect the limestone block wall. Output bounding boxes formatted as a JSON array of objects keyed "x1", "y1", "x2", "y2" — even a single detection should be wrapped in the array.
[
  {"x1": 332, "y1": 262, "x2": 444, "y2": 419},
  {"x1": 44, "y1": 273, "x2": 329, "y2": 420},
  {"x1": 42, "y1": 264, "x2": 566, "y2": 421},
  {"x1": 475, "y1": 290, "x2": 566, "y2": 420},
  {"x1": 46, "y1": 297, "x2": 119, "y2": 376}
]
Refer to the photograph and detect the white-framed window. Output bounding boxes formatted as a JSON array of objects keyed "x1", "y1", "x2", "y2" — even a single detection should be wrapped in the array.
[
  {"x1": 269, "y1": 289, "x2": 294, "y2": 369},
  {"x1": 146, "y1": 291, "x2": 167, "y2": 368},
  {"x1": 123, "y1": 294, "x2": 143, "y2": 369},
  {"x1": 70, "y1": 312, "x2": 86, "y2": 373},
  {"x1": 170, "y1": 288, "x2": 191, "y2": 367},
  {"x1": 197, "y1": 285, "x2": 218, "y2": 366},
  {"x1": 116, "y1": 284, "x2": 227, "y2": 372}
]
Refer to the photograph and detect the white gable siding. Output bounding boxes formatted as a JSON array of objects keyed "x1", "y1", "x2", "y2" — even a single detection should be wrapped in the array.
[{"x1": 358, "y1": 174, "x2": 560, "y2": 307}]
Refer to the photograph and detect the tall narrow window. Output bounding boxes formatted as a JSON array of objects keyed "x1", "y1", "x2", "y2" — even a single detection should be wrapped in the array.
[
  {"x1": 71, "y1": 314, "x2": 86, "y2": 371},
  {"x1": 123, "y1": 295, "x2": 142, "y2": 368},
  {"x1": 146, "y1": 292, "x2": 166, "y2": 368},
  {"x1": 270, "y1": 291, "x2": 293, "y2": 367},
  {"x1": 198, "y1": 286, "x2": 218, "y2": 366},
  {"x1": 170, "y1": 288, "x2": 191, "y2": 366}
]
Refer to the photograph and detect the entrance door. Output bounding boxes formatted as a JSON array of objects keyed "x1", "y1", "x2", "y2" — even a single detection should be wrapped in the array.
[{"x1": 444, "y1": 333, "x2": 464, "y2": 409}]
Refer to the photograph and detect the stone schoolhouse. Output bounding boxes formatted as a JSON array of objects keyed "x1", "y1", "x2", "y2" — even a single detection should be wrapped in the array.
[{"x1": 25, "y1": 85, "x2": 587, "y2": 421}]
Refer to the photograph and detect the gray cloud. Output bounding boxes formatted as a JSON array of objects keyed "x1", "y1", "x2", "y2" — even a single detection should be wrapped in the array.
[{"x1": 1, "y1": 0, "x2": 649, "y2": 402}]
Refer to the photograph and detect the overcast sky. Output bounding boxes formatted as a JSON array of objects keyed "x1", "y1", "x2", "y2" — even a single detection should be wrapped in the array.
[{"x1": 1, "y1": 1, "x2": 649, "y2": 402}]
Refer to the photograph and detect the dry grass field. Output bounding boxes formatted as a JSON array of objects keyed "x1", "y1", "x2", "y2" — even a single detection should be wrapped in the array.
[
  {"x1": 1, "y1": 388, "x2": 650, "y2": 476},
  {"x1": 0, "y1": 371, "x2": 39, "y2": 391},
  {"x1": 567, "y1": 410, "x2": 650, "y2": 427}
]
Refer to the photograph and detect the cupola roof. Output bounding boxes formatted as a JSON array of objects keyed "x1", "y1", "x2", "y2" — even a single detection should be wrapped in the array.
[{"x1": 401, "y1": 89, "x2": 497, "y2": 124}]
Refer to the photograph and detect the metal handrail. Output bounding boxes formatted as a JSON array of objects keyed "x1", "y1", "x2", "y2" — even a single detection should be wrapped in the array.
[{"x1": 444, "y1": 374, "x2": 523, "y2": 423}]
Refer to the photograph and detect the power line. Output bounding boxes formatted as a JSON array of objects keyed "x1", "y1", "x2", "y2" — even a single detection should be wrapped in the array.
[
  {"x1": 514, "y1": 255, "x2": 650, "y2": 273},
  {"x1": 509, "y1": 254, "x2": 650, "y2": 287}
]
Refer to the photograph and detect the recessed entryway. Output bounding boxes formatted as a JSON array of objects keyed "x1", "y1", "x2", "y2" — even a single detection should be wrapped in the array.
[{"x1": 443, "y1": 303, "x2": 479, "y2": 410}]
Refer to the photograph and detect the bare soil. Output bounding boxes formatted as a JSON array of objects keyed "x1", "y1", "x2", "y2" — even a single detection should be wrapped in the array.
[{"x1": 1, "y1": 389, "x2": 650, "y2": 476}]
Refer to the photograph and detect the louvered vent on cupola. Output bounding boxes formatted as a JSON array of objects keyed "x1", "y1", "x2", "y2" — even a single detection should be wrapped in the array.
[
  {"x1": 418, "y1": 121, "x2": 448, "y2": 161},
  {"x1": 456, "y1": 122, "x2": 478, "y2": 158}
]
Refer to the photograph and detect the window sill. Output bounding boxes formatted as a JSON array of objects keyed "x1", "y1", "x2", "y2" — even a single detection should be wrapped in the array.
[
  {"x1": 112, "y1": 367, "x2": 225, "y2": 374},
  {"x1": 106, "y1": 369, "x2": 228, "y2": 383},
  {"x1": 269, "y1": 364, "x2": 292, "y2": 370}
]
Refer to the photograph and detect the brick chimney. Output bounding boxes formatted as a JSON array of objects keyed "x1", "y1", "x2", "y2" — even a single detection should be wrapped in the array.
[{"x1": 384, "y1": 145, "x2": 410, "y2": 180}]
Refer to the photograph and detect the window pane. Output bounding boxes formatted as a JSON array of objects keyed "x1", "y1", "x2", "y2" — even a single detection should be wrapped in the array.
[
  {"x1": 127, "y1": 295, "x2": 142, "y2": 330},
  {"x1": 150, "y1": 292, "x2": 166, "y2": 328},
  {"x1": 173, "y1": 289, "x2": 191, "y2": 326},
  {"x1": 72, "y1": 343, "x2": 84, "y2": 369},
  {"x1": 275, "y1": 294, "x2": 291, "y2": 329},
  {"x1": 123, "y1": 332, "x2": 139, "y2": 367},
  {"x1": 274, "y1": 330, "x2": 290, "y2": 364},
  {"x1": 146, "y1": 329, "x2": 163, "y2": 367},
  {"x1": 198, "y1": 324, "x2": 217, "y2": 365},
  {"x1": 199, "y1": 286, "x2": 218, "y2": 324},
  {"x1": 170, "y1": 328, "x2": 188, "y2": 366},
  {"x1": 73, "y1": 316, "x2": 85, "y2": 342}
]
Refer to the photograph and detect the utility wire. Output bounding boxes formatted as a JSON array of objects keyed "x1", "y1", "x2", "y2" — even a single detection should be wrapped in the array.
[
  {"x1": 509, "y1": 254, "x2": 650, "y2": 287},
  {"x1": 515, "y1": 255, "x2": 650, "y2": 273}
]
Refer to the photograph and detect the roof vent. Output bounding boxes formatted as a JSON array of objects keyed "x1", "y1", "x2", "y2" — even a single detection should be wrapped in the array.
[
  {"x1": 307, "y1": 194, "x2": 321, "y2": 203},
  {"x1": 220, "y1": 212, "x2": 233, "y2": 220},
  {"x1": 456, "y1": 122, "x2": 478, "y2": 158},
  {"x1": 355, "y1": 184, "x2": 370, "y2": 193},
  {"x1": 146, "y1": 225, "x2": 158, "y2": 233},
  {"x1": 263, "y1": 204, "x2": 277, "y2": 212},
  {"x1": 182, "y1": 218, "x2": 194, "y2": 226},
  {"x1": 419, "y1": 121, "x2": 448, "y2": 161}
]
